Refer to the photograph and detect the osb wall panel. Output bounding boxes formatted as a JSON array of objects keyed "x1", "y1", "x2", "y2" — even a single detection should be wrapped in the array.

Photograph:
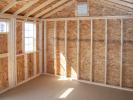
[
  {"x1": 0, "y1": 34, "x2": 8, "y2": 54},
  {"x1": 123, "y1": 19, "x2": 133, "y2": 88},
  {"x1": 56, "y1": 21, "x2": 66, "y2": 76},
  {"x1": 46, "y1": 21, "x2": 55, "y2": 74},
  {"x1": 49, "y1": 0, "x2": 130, "y2": 18},
  {"x1": 0, "y1": 57, "x2": 9, "y2": 91},
  {"x1": 79, "y1": 20, "x2": 91, "y2": 80},
  {"x1": 36, "y1": 52, "x2": 40, "y2": 74},
  {"x1": 107, "y1": 19, "x2": 121, "y2": 86},
  {"x1": 17, "y1": 55, "x2": 25, "y2": 84},
  {"x1": 67, "y1": 21, "x2": 77, "y2": 78},
  {"x1": 27, "y1": 53, "x2": 34, "y2": 78},
  {"x1": 93, "y1": 19, "x2": 105, "y2": 83},
  {"x1": 16, "y1": 21, "x2": 23, "y2": 54},
  {"x1": 36, "y1": 22, "x2": 39, "y2": 51}
]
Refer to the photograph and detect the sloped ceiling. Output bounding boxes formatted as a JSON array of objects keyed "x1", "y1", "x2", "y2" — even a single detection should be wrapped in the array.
[{"x1": 0, "y1": 0, "x2": 132, "y2": 18}]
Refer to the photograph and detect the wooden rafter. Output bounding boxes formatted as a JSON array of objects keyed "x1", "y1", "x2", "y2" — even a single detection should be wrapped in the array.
[
  {"x1": 35, "y1": 0, "x2": 69, "y2": 18},
  {"x1": 14, "y1": 0, "x2": 39, "y2": 15},
  {"x1": 0, "y1": 0, "x2": 17, "y2": 14},
  {"x1": 101, "y1": 0, "x2": 133, "y2": 13},
  {"x1": 25, "y1": 0, "x2": 56, "y2": 17},
  {"x1": 107, "y1": 0, "x2": 133, "y2": 8},
  {"x1": 43, "y1": 1, "x2": 74, "y2": 18}
]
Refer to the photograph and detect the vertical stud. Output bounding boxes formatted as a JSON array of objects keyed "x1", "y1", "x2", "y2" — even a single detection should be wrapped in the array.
[
  {"x1": 65, "y1": 20, "x2": 67, "y2": 77},
  {"x1": 77, "y1": 19, "x2": 80, "y2": 80},
  {"x1": 54, "y1": 21, "x2": 57, "y2": 75},
  {"x1": 90, "y1": 19, "x2": 93, "y2": 82},
  {"x1": 105, "y1": 19, "x2": 108, "y2": 84},
  {"x1": 120, "y1": 18, "x2": 123, "y2": 87},
  {"x1": 44, "y1": 20, "x2": 47, "y2": 74}
]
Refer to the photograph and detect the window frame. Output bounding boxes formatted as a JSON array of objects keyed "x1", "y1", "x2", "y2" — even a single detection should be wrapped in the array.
[
  {"x1": 24, "y1": 21, "x2": 36, "y2": 53},
  {"x1": 76, "y1": 2, "x2": 89, "y2": 17}
]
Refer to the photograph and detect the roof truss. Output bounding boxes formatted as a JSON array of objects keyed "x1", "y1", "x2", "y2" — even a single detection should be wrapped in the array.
[
  {"x1": 25, "y1": 0, "x2": 56, "y2": 17},
  {"x1": 0, "y1": 0, "x2": 17, "y2": 14},
  {"x1": 14, "y1": 0, "x2": 39, "y2": 15},
  {"x1": 43, "y1": 1, "x2": 74, "y2": 18},
  {"x1": 35, "y1": 0, "x2": 70, "y2": 18},
  {"x1": 107, "y1": 0, "x2": 133, "y2": 8}
]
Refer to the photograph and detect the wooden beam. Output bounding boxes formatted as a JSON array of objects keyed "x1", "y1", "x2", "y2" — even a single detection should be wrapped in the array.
[
  {"x1": 0, "y1": 0, "x2": 17, "y2": 14},
  {"x1": 107, "y1": 0, "x2": 133, "y2": 8},
  {"x1": 0, "y1": 13, "x2": 40, "y2": 21},
  {"x1": 14, "y1": 0, "x2": 39, "y2": 15},
  {"x1": 35, "y1": 0, "x2": 70, "y2": 18},
  {"x1": 25, "y1": 0, "x2": 56, "y2": 17},
  {"x1": 101, "y1": 0, "x2": 133, "y2": 13},
  {"x1": 43, "y1": 1, "x2": 73, "y2": 18}
]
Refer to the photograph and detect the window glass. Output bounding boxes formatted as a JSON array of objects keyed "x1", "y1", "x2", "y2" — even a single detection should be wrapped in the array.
[
  {"x1": 0, "y1": 21, "x2": 9, "y2": 32},
  {"x1": 24, "y1": 22, "x2": 36, "y2": 53},
  {"x1": 77, "y1": 3, "x2": 88, "y2": 16}
]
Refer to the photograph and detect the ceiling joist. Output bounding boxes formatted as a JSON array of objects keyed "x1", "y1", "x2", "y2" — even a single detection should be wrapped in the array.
[
  {"x1": 14, "y1": 0, "x2": 39, "y2": 15},
  {"x1": 107, "y1": 0, "x2": 133, "y2": 8},
  {"x1": 0, "y1": 0, "x2": 17, "y2": 14},
  {"x1": 35, "y1": 0, "x2": 70, "y2": 18},
  {"x1": 25, "y1": 0, "x2": 56, "y2": 17},
  {"x1": 101, "y1": 0, "x2": 133, "y2": 13},
  {"x1": 43, "y1": 1, "x2": 74, "y2": 18}
]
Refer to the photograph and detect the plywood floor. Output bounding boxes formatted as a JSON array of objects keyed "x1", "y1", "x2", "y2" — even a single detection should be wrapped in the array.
[{"x1": 0, "y1": 75, "x2": 133, "y2": 100}]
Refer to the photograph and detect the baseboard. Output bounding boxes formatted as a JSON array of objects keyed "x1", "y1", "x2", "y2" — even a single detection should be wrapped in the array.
[
  {"x1": 43, "y1": 73, "x2": 133, "y2": 92},
  {"x1": 0, "y1": 74, "x2": 41, "y2": 95}
]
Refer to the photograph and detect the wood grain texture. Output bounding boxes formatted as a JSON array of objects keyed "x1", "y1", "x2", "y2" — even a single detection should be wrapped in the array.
[
  {"x1": 0, "y1": 57, "x2": 9, "y2": 91},
  {"x1": 67, "y1": 21, "x2": 77, "y2": 78},
  {"x1": 123, "y1": 19, "x2": 133, "y2": 88},
  {"x1": 79, "y1": 20, "x2": 91, "y2": 81},
  {"x1": 27, "y1": 53, "x2": 34, "y2": 78},
  {"x1": 56, "y1": 21, "x2": 66, "y2": 76},
  {"x1": 0, "y1": 34, "x2": 8, "y2": 54},
  {"x1": 93, "y1": 19, "x2": 105, "y2": 83},
  {"x1": 46, "y1": 21, "x2": 55, "y2": 74},
  {"x1": 17, "y1": 55, "x2": 25, "y2": 84},
  {"x1": 16, "y1": 21, "x2": 23, "y2": 54},
  {"x1": 107, "y1": 19, "x2": 121, "y2": 86}
]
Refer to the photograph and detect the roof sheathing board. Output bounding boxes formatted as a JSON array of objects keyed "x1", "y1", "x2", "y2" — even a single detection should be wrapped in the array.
[
  {"x1": 21, "y1": 0, "x2": 46, "y2": 15},
  {"x1": 0, "y1": 0, "x2": 11, "y2": 11},
  {"x1": 6, "y1": 0, "x2": 30, "y2": 14},
  {"x1": 32, "y1": 0, "x2": 60, "y2": 17}
]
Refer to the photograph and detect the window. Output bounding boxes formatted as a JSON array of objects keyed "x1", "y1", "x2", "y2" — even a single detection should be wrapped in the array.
[
  {"x1": 0, "y1": 21, "x2": 9, "y2": 32},
  {"x1": 76, "y1": 3, "x2": 88, "y2": 16},
  {"x1": 24, "y1": 22, "x2": 36, "y2": 53}
]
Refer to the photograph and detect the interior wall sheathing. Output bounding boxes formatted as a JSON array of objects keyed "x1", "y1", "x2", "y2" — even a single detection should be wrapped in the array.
[
  {"x1": 46, "y1": 21, "x2": 55, "y2": 74},
  {"x1": 36, "y1": 22, "x2": 40, "y2": 51},
  {"x1": 46, "y1": 18, "x2": 133, "y2": 90},
  {"x1": 56, "y1": 21, "x2": 66, "y2": 76},
  {"x1": 67, "y1": 21, "x2": 77, "y2": 78},
  {"x1": 16, "y1": 55, "x2": 25, "y2": 83},
  {"x1": 123, "y1": 19, "x2": 133, "y2": 88},
  {"x1": 0, "y1": 32, "x2": 8, "y2": 91},
  {"x1": 79, "y1": 20, "x2": 91, "y2": 81},
  {"x1": 27, "y1": 53, "x2": 34, "y2": 78},
  {"x1": 93, "y1": 19, "x2": 105, "y2": 83},
  {"x1": 36, "y1": 52, "x2": 40, "y2": 74},
  {"x1": 107, "y1": 19, "x2": 121, "y2": 86},
  {"x1": 0, "y1": 57, "x2": 9, "y2": 91},
  {"x1": 0, "y1": 34, "x2": 8, "y2": 54},
  {"x1": 16, "y1": 21, "x2": 23, "y2": 54}
]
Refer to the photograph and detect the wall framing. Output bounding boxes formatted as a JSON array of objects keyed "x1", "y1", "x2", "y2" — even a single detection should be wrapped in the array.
[{"x1": 44, "y1": 15, "x2": 133, "y2": 92}]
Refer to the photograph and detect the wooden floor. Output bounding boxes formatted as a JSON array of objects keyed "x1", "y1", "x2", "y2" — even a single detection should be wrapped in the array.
[{"x1": 0, "y1": 75, "x2": 133, "y2": 100}]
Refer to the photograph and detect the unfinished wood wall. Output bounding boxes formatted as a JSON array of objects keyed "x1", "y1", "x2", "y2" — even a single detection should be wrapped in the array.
[
  {"x1": 0, "y1": 25, "x2": 9, "y2": 91},
  {"x1": 46, "y1": 17, "x2": 133, "y2": 90},
  {"x1": 16, "y1": 20, "x2": 41, "y2": 84}
]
